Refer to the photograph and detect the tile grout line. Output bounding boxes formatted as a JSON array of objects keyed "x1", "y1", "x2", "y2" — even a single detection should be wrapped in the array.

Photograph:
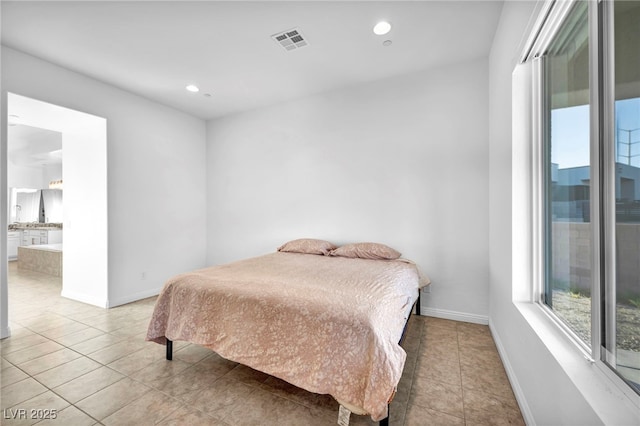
[
  {"x1": 1, "y1": 367, "x2": 103, "y2": 426},
  {"x1": 457, "y1": 324, "x2": 468, "y2": 426},
  {"x1": 2, "y1": 321, "x2": 158, "y2": 425}
]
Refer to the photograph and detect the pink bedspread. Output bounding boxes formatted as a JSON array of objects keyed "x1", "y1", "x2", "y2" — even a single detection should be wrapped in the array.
[{"x1": 146, "y1": 252, "x2": 423, "y2": 421}]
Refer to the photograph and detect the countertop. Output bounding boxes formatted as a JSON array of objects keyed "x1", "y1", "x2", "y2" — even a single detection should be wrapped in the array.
[{"x1": 8, "y1": 223, "x2": 63, "y2": 231}]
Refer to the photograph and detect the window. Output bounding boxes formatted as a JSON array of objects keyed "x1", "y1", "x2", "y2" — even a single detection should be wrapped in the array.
[
  {"x1": 541, "y1": 0, "x2": 591, "y2": 348},
  {"x1": 604, "y1": 0, "x2": 640, "y2": 394},
  {"x1": 534, "y1": 0, "x2": 639, "y2": 395}
]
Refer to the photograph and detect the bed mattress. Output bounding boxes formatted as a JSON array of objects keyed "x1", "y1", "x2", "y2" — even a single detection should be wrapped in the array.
[{"x1": 146, "y1": 251, "x2": 425, "y2": 420}]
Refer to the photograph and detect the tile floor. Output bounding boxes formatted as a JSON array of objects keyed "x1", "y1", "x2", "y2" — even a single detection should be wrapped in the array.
[{"x1": 1, "y1": 262, "x2": 524, "y2": 425}]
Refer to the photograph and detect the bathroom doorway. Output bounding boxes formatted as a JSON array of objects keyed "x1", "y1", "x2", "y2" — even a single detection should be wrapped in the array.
[{"x1": 2, "y1": 93, "x2": 108, "y2": 339}]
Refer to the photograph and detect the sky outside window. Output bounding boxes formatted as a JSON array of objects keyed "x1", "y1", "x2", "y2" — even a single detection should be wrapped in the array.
[
  {"x1": 551, "y1": 98, "x2": 640, "y2": 169},
  {"x1": 616, "y1": 98, "x2": 640, "y2": 167}
]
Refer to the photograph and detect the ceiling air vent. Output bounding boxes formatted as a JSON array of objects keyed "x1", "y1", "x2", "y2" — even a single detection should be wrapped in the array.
[{"x1": 272, "y1": 28, "x2": 308, "y2": 51}]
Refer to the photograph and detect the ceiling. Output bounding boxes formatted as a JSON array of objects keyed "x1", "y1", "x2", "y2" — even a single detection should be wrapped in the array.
[
  {"x1": 1, "y1": 1, "x2": 504, "y2": 120},
  {"x1": 8, "y1": 124, "x2": 63, "y2": 167}
]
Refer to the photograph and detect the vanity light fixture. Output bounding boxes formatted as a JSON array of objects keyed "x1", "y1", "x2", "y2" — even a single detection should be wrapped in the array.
[
  {"x1": 49, "y1": 180, "x2": 63, "y2": 189},
  {"x1": 373, "y1": 21, "x2": 391, "y2": 35},
  {"x1": 185, "y1": 84, "x2": 200, "y2": 93}
]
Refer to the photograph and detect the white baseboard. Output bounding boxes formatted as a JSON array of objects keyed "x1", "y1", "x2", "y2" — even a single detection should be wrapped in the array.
[
  {"x1": 61, "y1": 287, "x2": 160, "y2": 309},
  {"x1": 60, "y1": 289, "x2": 108, "y2": 308},
  {"x1": 420, "y1": 307, "x2": 489, "y2": 325},
  {"x1": 489, "y1": 319, "x2": 535, "y2": 426},
  {"x1": 107, "y1": 287, "x2": 161, "y2": 308}
]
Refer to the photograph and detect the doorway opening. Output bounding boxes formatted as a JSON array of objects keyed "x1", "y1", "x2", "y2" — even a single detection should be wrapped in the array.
[{"x1": 2, "y1": 93, "x2": 108, "y2": 339}]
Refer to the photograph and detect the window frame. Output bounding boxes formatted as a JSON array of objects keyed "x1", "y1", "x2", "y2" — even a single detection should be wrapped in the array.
[
  {"x1": 530, "y1": 0, "x2": 595, "y2": 358},
  {"x1": 527, "y1": 0, "x2": 639, "y2": 400}
]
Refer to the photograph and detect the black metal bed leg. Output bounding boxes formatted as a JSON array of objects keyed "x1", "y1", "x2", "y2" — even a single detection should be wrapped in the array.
[
  {"x1": 379, "y1": 405, "x2": 389, "y2": 426},
  {"x1": 381, "y1": 290, "x2": 419, "y2": 426},
  {"x1": 166, "y1": 339, "x2": 173, "y2": 361}
]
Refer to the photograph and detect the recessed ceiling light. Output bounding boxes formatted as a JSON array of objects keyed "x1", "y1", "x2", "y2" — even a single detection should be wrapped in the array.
[
  {"x1": 373, "y1": 21, "x2": 391, "y2": 36},
  {"x1": 185, "y1": 84, "x2": 199, "y2": 93}
]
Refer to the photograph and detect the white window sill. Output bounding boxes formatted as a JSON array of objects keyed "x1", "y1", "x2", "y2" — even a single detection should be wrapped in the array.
[{"x1": 513, "y1": 301, "x2": 640, "y2": 425}]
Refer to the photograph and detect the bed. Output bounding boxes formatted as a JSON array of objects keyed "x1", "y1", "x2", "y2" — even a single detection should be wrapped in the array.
[{"x1": 146, "y1": 241, "x2": 429, "y2": 423}]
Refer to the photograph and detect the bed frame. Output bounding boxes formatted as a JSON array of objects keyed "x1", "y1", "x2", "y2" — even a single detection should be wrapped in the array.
[{"x1": 164, "y1": 290, "x2": 421, "y2": 425}]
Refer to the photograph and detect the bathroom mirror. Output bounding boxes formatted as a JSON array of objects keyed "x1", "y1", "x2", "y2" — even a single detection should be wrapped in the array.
[
  {"x1": 9, "y1": 187, "x2": 63, "y2": 223},
  {"x1": 42, "y1": 189, "x2": 63, "y2": 222}
]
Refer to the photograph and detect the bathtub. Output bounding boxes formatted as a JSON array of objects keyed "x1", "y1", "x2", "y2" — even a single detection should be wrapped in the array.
[{"x1": 17, "y1": 243, "x2": 63, "y2": 277}]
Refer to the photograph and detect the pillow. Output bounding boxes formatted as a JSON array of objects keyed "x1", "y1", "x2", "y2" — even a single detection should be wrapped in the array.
[
  {"x1": 329, "y1": 242, "x2": 401, "y2": 260},
  {"x1": 277, "y1": 238, "x2": 337, "y2": 255}
]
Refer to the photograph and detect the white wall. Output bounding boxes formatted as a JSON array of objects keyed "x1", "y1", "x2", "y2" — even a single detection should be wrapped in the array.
[
  {"x1": 7, "y1": 163, "x2": 42, "y2": 190},
  {"x1": 2, "y1": 47, "x2": 207, "y2": 307},
  {"x1": 489, "y1": 2, "x2": 639, "y2": 425},
  {"x1": 7, "y1": 162, "x2": 62, "y2": 191},
  {"x1": 42, "y1": 163, "x2": 62, "y2": 189},
  {"x1": 1, "y1": 44, "x2": 8, "y2": 338},
  {"x1": 206, "y1": 58, "x2": 490, "y2": 322}
]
